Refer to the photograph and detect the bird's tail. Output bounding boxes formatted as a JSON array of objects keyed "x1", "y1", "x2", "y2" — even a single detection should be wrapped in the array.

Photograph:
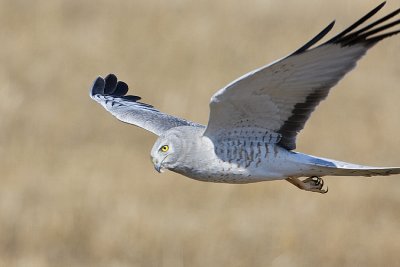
[
  {"x1": 293, "y1": 152, "x2": 400, "y2": 177},
  {"x1": 317, "y1": 165, "x2": 400, "y2": 177}
]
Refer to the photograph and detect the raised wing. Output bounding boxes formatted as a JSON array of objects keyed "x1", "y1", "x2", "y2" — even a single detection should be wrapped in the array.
[
  {"x1": 90, "y1": 74, "x2": 203, "y2": 136},
  {"x1": 204, "y1": 2, "x2": 400, "y2": 150}
]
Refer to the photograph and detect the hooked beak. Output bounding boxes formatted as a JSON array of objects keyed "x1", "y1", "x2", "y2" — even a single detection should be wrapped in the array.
[
  {"x1": 154, "y1": 163, "x2": 162, "y2": 173},
  {"x1": 152, "y1": 157, "x2": 163, "y2": 173}
]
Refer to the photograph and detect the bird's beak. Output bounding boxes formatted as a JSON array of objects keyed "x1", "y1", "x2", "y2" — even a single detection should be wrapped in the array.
[
  {"x1": 152, "y1": 158, "x2": 163, "y2": 173},
  {"x1": 154, "y1": 163, "x2": 162, "y2": 173}
]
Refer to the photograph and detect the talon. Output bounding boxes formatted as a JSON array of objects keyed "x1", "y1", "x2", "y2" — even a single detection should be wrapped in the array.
[
  {"x1": 286, "y1": 177, "x2": 329, "y2": 194},
  {"x1": 310, "y1": 176, "x2": 322, "y2": 186},
  {"x1": 321, "y1": 186, "x2": 329, "y2": 194}
]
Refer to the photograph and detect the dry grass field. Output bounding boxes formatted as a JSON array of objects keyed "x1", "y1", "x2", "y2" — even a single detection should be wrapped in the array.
[{"x1": 0, "y1": 0, "x2": 399, "y2": 266}]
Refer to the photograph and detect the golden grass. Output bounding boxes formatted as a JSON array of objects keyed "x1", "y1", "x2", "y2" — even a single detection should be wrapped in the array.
[{"x1": 0, "y1": 0, "x2": 399, "y2": 266}]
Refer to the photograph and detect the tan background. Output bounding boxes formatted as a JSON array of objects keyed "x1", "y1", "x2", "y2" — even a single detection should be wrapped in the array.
[{"x1": 1, "y1": 0, "x2": 399, "y2": 266}]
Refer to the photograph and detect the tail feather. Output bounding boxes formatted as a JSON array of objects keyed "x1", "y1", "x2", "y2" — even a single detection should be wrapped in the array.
[
  {"x1": 294, "y1": 152, "x2": 400, "y2": 177},
  {"x1": 319, "y1": 165, "x2": 400, "y2": 177}
]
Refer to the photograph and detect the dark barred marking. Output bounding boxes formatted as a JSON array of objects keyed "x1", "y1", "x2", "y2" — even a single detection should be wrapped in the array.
[
  {"x1": 264, "y1": 143, "x2": 269, "y2": 159},
  {"x1": 273, "y1": 146, "x2": 279, "y2": 158}
]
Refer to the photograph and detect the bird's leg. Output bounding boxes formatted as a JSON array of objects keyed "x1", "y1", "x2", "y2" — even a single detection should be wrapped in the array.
[{"x1": 286, "y1": 176, "x2": 328, "y2": 194}]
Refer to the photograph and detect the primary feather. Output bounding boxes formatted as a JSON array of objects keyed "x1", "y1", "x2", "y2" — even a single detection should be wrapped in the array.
[
  {"x1": 90, "y1": 74, "x2": 203, "y2": 136},
  {"x1": 204, "y1": 2, "x2": 400, "y2": 150}
]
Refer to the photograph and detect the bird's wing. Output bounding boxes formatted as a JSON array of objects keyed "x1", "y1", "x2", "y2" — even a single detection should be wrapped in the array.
[
  {"x1": 204, "y1": 2, "x2": 400, "y2": 150},
  {"x1": 90, "y1": 74, "x2": 203, "y2": 136}
]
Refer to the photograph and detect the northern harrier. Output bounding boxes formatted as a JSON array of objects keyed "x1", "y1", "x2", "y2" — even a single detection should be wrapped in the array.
[{"x1": 91, "y1": 3, "x2": 400, "y2": 193}]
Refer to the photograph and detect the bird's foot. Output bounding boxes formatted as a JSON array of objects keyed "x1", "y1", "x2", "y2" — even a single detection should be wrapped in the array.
[
  {"x1": 302, "y1": 176, "x2": 328, "y2": 193},
  {"x1": 286, "y1": 176, "x2": 328, "y2": 194}
]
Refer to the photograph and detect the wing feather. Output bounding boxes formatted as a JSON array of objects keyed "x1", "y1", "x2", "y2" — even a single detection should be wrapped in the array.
[
  {"x1": 90, "y1": 74, "x2": 203, "y2": 136},
  {"x1": 204, "y1": 3, "x2": 399, "y2": 150}
]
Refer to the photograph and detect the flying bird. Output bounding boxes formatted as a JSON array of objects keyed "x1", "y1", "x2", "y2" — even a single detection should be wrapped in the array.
[{"x1": 90, "y1": 3, "x2": 400, "y2": 193}]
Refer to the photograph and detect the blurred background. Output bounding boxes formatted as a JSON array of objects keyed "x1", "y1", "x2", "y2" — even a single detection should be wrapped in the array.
[{"x1": 0, "y1": 0, "x2": 399, "y2": 266}]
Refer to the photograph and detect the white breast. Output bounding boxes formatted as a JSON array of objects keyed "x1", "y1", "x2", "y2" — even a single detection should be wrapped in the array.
[{"x1": 173, "y1": 135, "x2": 300, "y2": 183}]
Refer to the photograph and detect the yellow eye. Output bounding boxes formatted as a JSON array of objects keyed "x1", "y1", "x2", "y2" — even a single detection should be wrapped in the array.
[{"x1": 160, "y1": 145, "x2": 169, "y2": 152}]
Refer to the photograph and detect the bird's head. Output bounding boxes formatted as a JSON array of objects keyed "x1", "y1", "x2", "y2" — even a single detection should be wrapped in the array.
[{"x1": 150, "y1": 129, "x2": 185, "y2": 173}]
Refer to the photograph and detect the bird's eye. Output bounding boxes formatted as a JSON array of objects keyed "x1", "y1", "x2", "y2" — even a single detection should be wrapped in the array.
[{"x1": 160, "y1": 145, "x2": 169, "y2": 152}]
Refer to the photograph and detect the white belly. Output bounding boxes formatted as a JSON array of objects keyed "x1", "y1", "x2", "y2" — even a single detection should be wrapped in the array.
[{"x1": 172, "y1": 141, "x2": 308, "y2": 184}]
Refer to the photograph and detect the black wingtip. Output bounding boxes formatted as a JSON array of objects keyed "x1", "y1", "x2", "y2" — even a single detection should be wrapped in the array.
[
  {"x1": 326, "y1": 2, "x2": 386, "y2": 43},
  {"x1": 325, "y1": 2, "x2": 399, "y2": 46},
  {"x1": 91, "y1": 73, "x2": 129, "y2": 96},
  {"x1": 90, "y1": 76, "x2": 105, "y2": 96},
  {"x1": 291, "y1": 20, "x2": 335, "y2": 55},
  {"x1": 104, "y1": 74, "x2": 118, "y2": 94},
  {"x1": 366, "y1": 29, "x2": 400, "y2": 44},
  {"x1": 91, "y1": 73, "x2": 147, "y2": 104},
  {"x1": 339, "y1": 7, "x2": 400, "y2": 43},
  {"x1": 114, "y1": 81, "x2": 129, "y2": 96}
]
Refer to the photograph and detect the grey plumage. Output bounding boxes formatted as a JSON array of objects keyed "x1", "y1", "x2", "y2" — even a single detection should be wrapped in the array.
[
  {"x1": 91, "y1": 74, "x2": 203, "y2": 135},
  {"x1": 90, "y1": 3, "x2": 400, "y2": 193}
]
